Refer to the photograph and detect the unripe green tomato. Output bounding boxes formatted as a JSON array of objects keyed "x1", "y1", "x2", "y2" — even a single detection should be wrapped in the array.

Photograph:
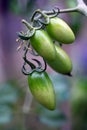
[
  {"x1": 46, "y1": 45, "x2": 72, "y2": 75},
  {"x1": 30, "y1": 29, "x2": 56, "y2": 61},
  {"x1": 28, "y1": 71, "x2": 56, "y2": 110},
  {"x1": 46, "y1": 17, "x2": 75, "y2": 44}
]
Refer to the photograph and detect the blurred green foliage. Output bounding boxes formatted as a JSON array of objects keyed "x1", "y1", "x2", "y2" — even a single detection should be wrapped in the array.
[
  {"x1": 37, "y1": 107, "x2": 67, "y2": 128},
  {"x1": 0, "y1": 81, "x2": 25, "y2": 129},
  {"x1": 66, "y1": 0, "x2": 83, "y2": 36},
  {"x1": 71, "y1": 77, "x2": 87, "y2": 130},
  {"x1": 9, "y1": 0, "x2": 36, "y2": 15}
]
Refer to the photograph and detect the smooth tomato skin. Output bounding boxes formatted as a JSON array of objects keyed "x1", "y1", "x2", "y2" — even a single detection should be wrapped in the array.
[
  {"x1": 30, "y1": 29, "x2": 56, "y2": 61},
  {"x1": 28, "y1": 71, "x2": 56, "y2": 110},
  {"x1": 46, "y1": 17, "x2": 75, "y2": 44},
  {"x1": 46, "y1": 45, "x2": 72, "y2": 75}
]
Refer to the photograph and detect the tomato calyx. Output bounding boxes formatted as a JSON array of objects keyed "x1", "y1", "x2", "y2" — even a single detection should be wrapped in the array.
[
  {"x1": 17, "y1": 19, "x2": 43, "y2": 41},
  {"x1": 17, "y1": 30, "x2": 35, "y2": 40}
]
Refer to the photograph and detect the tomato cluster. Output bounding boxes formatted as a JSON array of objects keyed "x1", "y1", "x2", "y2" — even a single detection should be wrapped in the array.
[{"x1": 17, "y1": 8, "x2": 75, "y2": 110}]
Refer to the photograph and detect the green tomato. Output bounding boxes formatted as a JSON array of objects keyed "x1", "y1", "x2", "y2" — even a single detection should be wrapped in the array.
[
  {"x1": 46, "y1": 45, "x2": 72, "y2": 75},
  {"x1": 30, "y1": 29, "x2": 56, "y2": 61},
  {"x1": 46, "y1": 17, "x2": 75, "y2": 44},
  {"x1": 28, "y1": 71, "x2": 56, "y2": 110}
]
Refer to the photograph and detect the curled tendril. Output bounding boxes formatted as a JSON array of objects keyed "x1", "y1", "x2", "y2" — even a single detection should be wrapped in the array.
[
  {"x1": 31, "y1": 9, "x2": 41, "y2": 22},
  {"x1": 48, "y1": 7, "x2": 60, "y2": 18},
  {"x1": 22, "y1": 57, "x2": 47, "y2": 75},
  {"x1": 31, "y1": 9, "x2": 50, "y2": 25},
  {"x1": 41, "y1": 58, "x2": 47, "y2": 73},
  {"x1": 32, "y1": 59, "x2": 42, "y2": 69},
  {"x1": 22, "y1": 42, "x2": 47, "y2": 75},
  {"x1": 32, "y1": 58, "x2": 47, "y2": 73},
  {"x1": 33, "y1": 20, "x2": 43, "y2": 30},
  {"x1": 37, "y1": 19, "x2": 49, "y2": 25},
  {"x1": 31, "y1": 8, "x2": 60, "y2": 26},
  {"x1": 38, "y1": 8, "x2": 60, "y2": 25},
  {"x1": 22, "y1": 57, "x2": 36, "y2": 75}
]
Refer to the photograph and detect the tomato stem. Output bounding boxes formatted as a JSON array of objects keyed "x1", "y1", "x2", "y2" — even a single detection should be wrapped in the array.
[
  {"x1": 22, "y1": 19, "x2": 34, "y2": 30},
  {"x1": 32, "y1": 0, "x2": 87, "y2": 22}
]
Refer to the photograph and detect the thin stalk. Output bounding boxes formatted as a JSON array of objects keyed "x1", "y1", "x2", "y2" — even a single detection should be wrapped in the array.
[
  {"x1": 44, "y1": 7, "x2": 78, "y2": 14},
  {"x1": 22, "y1": 19, "x2": 33, "y2": 30},
  {"x1": 33, "y1": 7, "x2": 78, "y2": 21}
]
